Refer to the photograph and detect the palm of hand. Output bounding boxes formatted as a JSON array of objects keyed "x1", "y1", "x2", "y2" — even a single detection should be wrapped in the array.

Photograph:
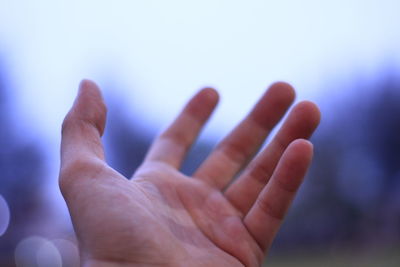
[
  {"x1": 74, "y1": 163, "x2": 257, "y2": 266},
  {"x1": 60, "y1": 81, "x2": 320, "y2": 267}
]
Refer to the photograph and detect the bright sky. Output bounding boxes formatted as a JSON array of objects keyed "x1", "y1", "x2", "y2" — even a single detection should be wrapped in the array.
[
  {"x1": 0, "y1": 0, "x2": 400, "y2": 223},
  {"x1": 1, "y1": 0, "x2": 400, "y2": 135}
]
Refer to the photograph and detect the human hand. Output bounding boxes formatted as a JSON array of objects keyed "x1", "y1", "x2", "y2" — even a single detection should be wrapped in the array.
[{"x1": 60, "y1": 80, "x2": 320, "y2": 267}]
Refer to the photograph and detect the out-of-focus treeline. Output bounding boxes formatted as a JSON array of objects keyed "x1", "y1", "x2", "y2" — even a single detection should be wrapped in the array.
[
  {"x1": 0, "y1": 60, "x2": 399, "y2": 265},
  {"x1": 0, "y1": 60, "x2": 46, "y2": 265},
  {"x1": 272, "y1": 73, "x2": 400, "y2": 256}
]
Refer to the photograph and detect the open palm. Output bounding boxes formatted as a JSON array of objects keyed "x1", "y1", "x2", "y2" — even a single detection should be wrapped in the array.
[{"x1": 60, "y1": 80, "x2": 320, "y2": 267}]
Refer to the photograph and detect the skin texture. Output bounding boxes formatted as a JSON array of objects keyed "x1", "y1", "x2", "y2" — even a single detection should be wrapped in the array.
[{"x1": 59, "y1": 80, "x2": 321, "y2": 267}]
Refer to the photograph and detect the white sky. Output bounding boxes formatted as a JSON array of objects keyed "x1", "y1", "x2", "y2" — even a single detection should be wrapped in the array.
[{"x1": 0, "y1": 0, "x2": 400, "y2": 224}]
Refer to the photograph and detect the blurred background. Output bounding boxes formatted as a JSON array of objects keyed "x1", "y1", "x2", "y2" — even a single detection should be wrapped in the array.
[{"x1": 1, "y1": 0, "x2": 400, "y2": 266}]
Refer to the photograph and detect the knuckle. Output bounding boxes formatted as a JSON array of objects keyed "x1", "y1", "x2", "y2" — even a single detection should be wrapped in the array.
[
  {"x1": 61, "y1": 112, "x2": 74, "y2": 135},
  {"x1": 219, "y1": 140, "x2": 249, "y2": 165},
  {"x1": 59, "y1": 158, "x2": 100, "y2": 195},
  {"x1": 256, "y1": 198, "x2": 284, "y2": 221}
]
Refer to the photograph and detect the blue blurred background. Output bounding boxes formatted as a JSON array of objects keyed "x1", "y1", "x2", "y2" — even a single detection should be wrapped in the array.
[{"x1": 1, "y1": 1, "x2": 400, "y2": 266}]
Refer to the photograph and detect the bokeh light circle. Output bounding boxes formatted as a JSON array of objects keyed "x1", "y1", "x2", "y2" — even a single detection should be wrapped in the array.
[
  {"x1": 53, "y1": 238, "x2": 80, "y2": 267},
  {"x1": 15, "y1": 236, "x2": 62, "y2": 267},
  {"x1": 36, "y1": 239, "x2": 62, "y2": 267},
  {"x1": 0, "y1": 194, "x2": 10, "y2": 236}
]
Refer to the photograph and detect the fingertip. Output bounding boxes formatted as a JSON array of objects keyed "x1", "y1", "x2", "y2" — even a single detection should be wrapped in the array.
[
  {"x1": 290, "y1": 101, "x2": 321, "y2": 137},
  {"x1": 297, "y1": 100, "x2": 321, "y2": 124},
  {"x1": 79, "y1": 78, "x2": 97, "y2": 89},
  {"x1": 77, "y1": 78, "x2": 104, "y2": 103},
  {"x1": 190, "y1": 87, "x2": 219, "y2": 115},
  {"x1": 200, "y1": 87, "x2": 220, "y2": 105},
  {"x1": 78, "y1": 79, "x2": 103, "y2": 99},
  {"x1": 268, "y1": 81, "x2": 296, "y2": 103},
  {"x1": 257, "y1": 82, "x2": 296, "y2": 116},
  {"x1": 291, "y1": 138, "x2": 313, "y2": 149},
  {"x1": 67, "y1": 79, "x2": 107, "y2": 136},
  {"x1": 287, "y1": 139, "x2": 314, "y2": 160}
]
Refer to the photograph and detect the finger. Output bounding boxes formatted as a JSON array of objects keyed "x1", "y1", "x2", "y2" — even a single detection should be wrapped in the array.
[
  {"x1": 194, "y1": 82, "x2": 295, "y2": 189},
  {"x1": 225, "y1": 101, "x2": 320, "y2": 215},
  {"x1": 144, "y1": 88, "x2": 219, "y2": 168},
  {"x1": 244, "y1": 139, "x2": 313, "y2": 252},
  {"x1": 60, "y1": 80, "x2": 107, "y2": 189}
]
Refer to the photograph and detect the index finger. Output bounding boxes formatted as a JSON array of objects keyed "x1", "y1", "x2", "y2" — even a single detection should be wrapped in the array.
[{"x1": 143, "y1": 88, "x2": 219, "y2": 169}]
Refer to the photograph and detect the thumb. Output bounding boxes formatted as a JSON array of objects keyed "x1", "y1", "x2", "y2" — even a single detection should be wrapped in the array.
[{"x1": 60, "y1": 80, "x2": 107, "y2": 186}]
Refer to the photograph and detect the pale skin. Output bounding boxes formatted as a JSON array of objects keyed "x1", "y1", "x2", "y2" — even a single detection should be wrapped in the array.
[{"x1": 59, "y1": 80, "x2": 321, "y2": 267}]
